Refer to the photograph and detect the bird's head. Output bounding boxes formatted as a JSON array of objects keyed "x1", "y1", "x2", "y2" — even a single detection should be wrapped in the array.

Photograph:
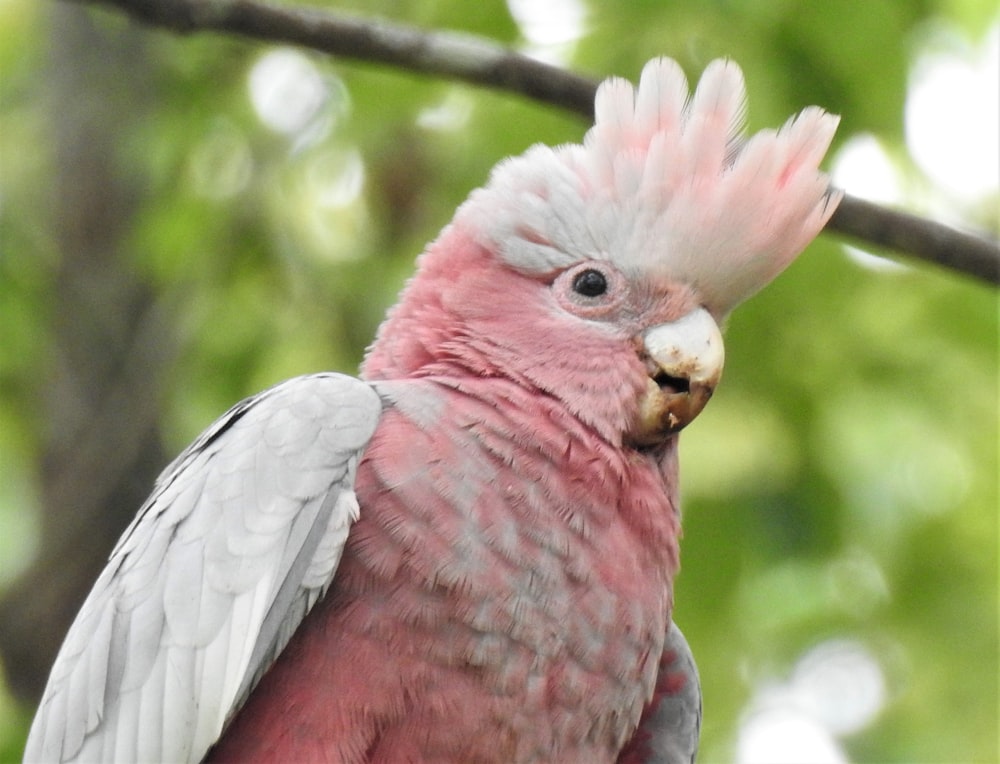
[{"x1": 363, "y1": 58, "x2": 840, "y2": 448}]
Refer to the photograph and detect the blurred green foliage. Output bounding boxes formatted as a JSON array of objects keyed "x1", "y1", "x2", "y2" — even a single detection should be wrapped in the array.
[{"x1": 0, "y1": 0, "x2": 996, "y2": 761}]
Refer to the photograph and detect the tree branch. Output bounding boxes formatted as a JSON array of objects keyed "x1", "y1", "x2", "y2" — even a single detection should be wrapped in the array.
[{"x1": 70, "y1": 0, "x2": 1000, "y2": 286}]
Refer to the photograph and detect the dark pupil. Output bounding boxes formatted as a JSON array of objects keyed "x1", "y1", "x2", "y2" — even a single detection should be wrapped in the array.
[{"x1": 572, "y1": 268, "x2": 608, "y2": 297}]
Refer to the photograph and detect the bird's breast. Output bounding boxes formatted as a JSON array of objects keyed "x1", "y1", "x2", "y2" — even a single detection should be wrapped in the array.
[{"x1": 212, "y1": 379, "x2": 681, "y2": 762}]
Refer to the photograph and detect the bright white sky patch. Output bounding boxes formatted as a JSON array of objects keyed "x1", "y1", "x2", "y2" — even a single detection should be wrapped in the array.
[
  {"x1": 248, "y1": 48, "x2": 352, "y2": 152},
  {"x1": 506, "y1": 0, "x2": 587, "y2": 63},
  {"x1": 906, "y1": 23, "x2": 999, "y2": 202},
  {"x1": 249, "y1": 49, "x2": 328, "y2": 135},
  {"x1": 831, "y1": 136, "x2": 910, "y2": 272},
  {"x1": 737, "y1": 640, "x2": 887, "y2": 764},
  {"x1": 789, "y1": 640, "x2": 887, "y2": 735},
  {"x1": 832, "y1": 134, "x2": 902, "y2": 206},
  {"x1": 738, "y1": 707, "x2": 846, "y2": 764},
  {"x1": 417, "y1": 89, "x2": 474, "y2": 132},
  {"x1": 830, "y1": 21, "x2": 998, "y2": 273}
]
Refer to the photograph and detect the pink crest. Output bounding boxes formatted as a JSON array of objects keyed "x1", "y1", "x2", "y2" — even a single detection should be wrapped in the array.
[{"x1": 458, "y1": 57, "x2": 841, "y2": 315}]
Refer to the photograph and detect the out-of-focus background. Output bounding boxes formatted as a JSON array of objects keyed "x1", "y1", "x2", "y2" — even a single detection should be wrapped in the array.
[{"x1": 0, "y1": 1, "x2": 996, "y2": 761}]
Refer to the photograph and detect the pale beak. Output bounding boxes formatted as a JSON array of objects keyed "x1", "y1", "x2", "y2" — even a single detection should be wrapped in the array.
[{"x1": 628, "y1": 308, "x2": 725, "y2": 445}]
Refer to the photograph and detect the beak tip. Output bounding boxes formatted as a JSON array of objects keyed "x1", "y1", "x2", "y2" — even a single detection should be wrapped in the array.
[{"x1": 629, "y1": 308, "x2": 725, "y2": 445}]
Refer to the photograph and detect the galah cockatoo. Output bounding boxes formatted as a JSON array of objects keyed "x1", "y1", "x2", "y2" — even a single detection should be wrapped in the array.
[{"x1": 24, "y1": 57, "x2": 839, "y2": 763}]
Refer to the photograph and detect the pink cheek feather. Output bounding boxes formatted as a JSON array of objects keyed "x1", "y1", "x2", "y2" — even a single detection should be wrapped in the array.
[{"x1": 436, "y1": 255, "x2": 651, "y2": 444}]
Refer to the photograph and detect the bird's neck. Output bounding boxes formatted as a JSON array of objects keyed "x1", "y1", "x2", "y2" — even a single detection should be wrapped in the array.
[{"x1": 370, "y1": 376, "x2": 682, "y2": 567}]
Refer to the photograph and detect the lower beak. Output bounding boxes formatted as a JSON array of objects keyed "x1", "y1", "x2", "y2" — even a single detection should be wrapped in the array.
[{"x1": 628, "y1": 308, "x2": 725, "y2": 445}]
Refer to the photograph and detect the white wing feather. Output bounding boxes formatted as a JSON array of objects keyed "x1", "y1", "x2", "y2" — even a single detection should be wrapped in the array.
[{"x1": 24, "y1": 372, "x2": 382, "y2": 764}]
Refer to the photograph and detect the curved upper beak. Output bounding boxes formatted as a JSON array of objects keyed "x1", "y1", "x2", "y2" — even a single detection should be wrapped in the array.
[{"x1": 628, "y1": 308, "x2": 725, "y2": 445}]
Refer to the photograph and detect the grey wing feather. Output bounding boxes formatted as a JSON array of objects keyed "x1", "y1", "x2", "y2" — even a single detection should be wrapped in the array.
[
  {"x1": 23, "y1": 373, "x2": 382, "y2": 764},
  {"x1": 634, "y1": 622, "x2": 702, "y2": 764}
]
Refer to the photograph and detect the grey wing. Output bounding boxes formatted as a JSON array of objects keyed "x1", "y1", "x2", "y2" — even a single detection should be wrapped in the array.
[
  {"x1": 622, "y1": 622, "x2": 702, "y2": 764},
  {"x1": 23, "y1": 372, "x2": 382, "y2": 764}
]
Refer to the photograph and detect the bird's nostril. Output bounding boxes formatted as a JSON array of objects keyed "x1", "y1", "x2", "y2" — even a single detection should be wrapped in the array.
[{"x1": 652, "y1": 371, "x2": 690, "y2": 395}]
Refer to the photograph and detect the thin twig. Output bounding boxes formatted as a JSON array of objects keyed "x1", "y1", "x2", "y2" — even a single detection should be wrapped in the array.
[
  {"x1": 70, "y1": 0, "x2": 1000, "y2": 285},
  {"x1": 826, "y1": 196, "x2": 998, "y2": 283}
]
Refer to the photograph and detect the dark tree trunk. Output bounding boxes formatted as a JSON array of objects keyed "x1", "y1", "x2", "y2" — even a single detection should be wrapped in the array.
[{"x1": 0, "y1": 4, "x2": 173, "y2": 704}]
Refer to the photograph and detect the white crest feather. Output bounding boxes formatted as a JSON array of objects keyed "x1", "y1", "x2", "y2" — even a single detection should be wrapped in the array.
[{"x1": 458, "y1": 57, "x2": 841, "y2": 315}]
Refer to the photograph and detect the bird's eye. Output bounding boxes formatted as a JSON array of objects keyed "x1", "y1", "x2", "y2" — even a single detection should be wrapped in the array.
[
  {"x1": 572, "y1": 268, "x2": 608, "y2": 297},
  {"x1": 553, "y1": 262, "x2": 625, "y2": 318}
]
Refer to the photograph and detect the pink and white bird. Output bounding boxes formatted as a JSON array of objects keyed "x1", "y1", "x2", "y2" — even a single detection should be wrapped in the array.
[{"x1": 24, "y1": 57, "x2": 839, "y2": 763}]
